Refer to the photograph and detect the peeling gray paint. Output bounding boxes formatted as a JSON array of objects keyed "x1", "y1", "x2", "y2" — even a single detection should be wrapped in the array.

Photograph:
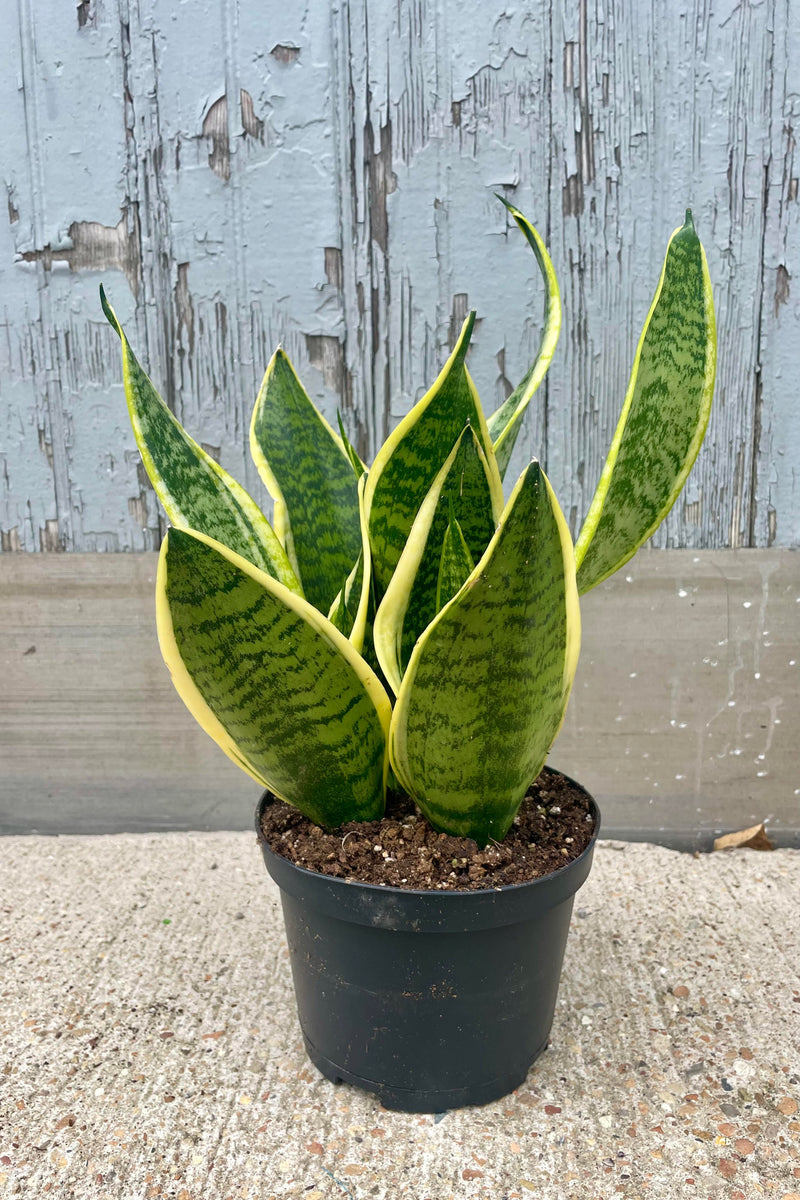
[
  {"x1": 19, "y1": 211, "x2": 141, "y2": 297},
  {"x1": 270, "y1": 43, "x2": 300, "y2": 65},
  {"x1": 202, "y1": 94, "x2": 232, "y2": 182},
  {"x1": 0, "y1": 0, "x2": 798, "y2": 552},
  {"x1": 239, "y1": 88, "x2": 265, "y2": 143}
]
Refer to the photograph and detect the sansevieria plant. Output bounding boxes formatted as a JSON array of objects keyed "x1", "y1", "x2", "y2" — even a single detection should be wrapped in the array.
[{"x1": 101, "y1": 198, "x2": 716, "y2": 848}]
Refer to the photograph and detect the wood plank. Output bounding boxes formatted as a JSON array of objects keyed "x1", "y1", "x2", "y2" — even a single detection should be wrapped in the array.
[
  {"x1": 1, "y1": 551, "x2": 797, "y2": 844},
  {"x1": 752, "y1": 0, "x2": 800, "y2": 548},
  {"x1": 2, "y1": 1, "x2": 798, "y2": 552},
  {"x1": 545, "y1": 0, "x2": 778, "y2": 551}
]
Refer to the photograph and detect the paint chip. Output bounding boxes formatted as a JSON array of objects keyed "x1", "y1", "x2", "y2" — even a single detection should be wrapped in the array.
[{"x1": 271, "y1": 44, "x2": 300, "y2": 64}]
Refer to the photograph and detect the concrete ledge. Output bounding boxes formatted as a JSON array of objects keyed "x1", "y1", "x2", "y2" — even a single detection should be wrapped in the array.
[
  {"x1": 1, "y1": 832, "x2": 798, "y2": 1198},
  {"x1": 1, "y1": 549, "x2": 798, "y2": 844}
]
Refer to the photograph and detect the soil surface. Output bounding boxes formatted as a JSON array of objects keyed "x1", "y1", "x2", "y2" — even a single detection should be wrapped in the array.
[{"x1": 259, "y1": 770, "x2": 596, "y2": 891}]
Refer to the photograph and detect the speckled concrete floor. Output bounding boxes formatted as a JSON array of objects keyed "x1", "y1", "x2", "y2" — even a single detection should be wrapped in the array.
[{"x1": 1, "y1": 834, "x2": 798, "y2": 1200}]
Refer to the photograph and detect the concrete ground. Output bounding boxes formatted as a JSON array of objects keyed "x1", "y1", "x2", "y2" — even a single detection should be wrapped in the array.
[{"x1": 1, "y1": 834, "x2": 798, "y2": 1200}]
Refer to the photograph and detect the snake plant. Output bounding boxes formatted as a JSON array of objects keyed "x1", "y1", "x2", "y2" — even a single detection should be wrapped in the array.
[{"x1": 102, "y1": 198, "x2": 715, "y2": 847}]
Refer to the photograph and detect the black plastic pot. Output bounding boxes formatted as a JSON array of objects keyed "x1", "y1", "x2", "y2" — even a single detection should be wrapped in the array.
[{"x1": 255, "y1": 768, "x2": 600, "y2": 1112}]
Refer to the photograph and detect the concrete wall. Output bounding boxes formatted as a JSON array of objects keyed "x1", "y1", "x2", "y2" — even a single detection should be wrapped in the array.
[
  {"x1": 3, "y1": 549, "x2": 798, "y2": 843},
  {"x1": 2, "y1": 0, "x2": 799, "y2": 554}
]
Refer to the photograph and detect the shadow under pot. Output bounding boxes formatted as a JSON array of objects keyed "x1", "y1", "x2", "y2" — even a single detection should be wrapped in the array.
[{"x1": 255, "y1": 767, "x2": 600, "y2": 1113}]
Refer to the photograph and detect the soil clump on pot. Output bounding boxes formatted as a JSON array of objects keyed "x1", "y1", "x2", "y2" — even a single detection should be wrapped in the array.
[{"x1": 259, "y1": 770, "x2": 594, "y2": 891}]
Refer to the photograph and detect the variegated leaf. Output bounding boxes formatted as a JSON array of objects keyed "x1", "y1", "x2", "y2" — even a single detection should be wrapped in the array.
[
  {"x1": 157, "y1": 526, "x2": 391, "y2": 827},
  {"x1": 337, "y1": 412, "x2": 366, "y2": 479},
  {"x1": 328, "y1": 552, "x2": 363, "y2": 638},
  {"x1": 250, "y1": 349, "x2": 362, "y2": 613},
  {"x1": 436, "y1": 503, "x2": 474, "y2": 612},
  {"x1": 486, "y1": 197, "x2": 562, "y2": 479},
  {"x1": 373, "y1": 424, "x2": 502, "y2": 695},
  {"x1": 326, "y1": 473, "x2": 374, "y2": 657},
  {"x1": 575, "y1": 211, "x2": 716, "y2": 594},
  {"x1": 101, "y1": 287, "x2": 299, "y2": 591},
  {"x1": 364, "y1": 313, "x2": 502, "y2": 595},
  {"x1": 390, "y1": 461, "x2": 580, "y2": 846}
]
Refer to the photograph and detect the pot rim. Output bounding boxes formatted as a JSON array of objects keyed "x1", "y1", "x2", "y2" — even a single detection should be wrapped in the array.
[{"x1": 254, "y1": 764, "x2": 601, "y2": 902}]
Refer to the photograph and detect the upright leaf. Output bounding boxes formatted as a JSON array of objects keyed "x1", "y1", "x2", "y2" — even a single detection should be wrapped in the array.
[
  {"x1": 101, "y1": 287, "x2": 299, "y2": 591},
  {"x1": 390, "y1": 461, "x2": 580, "y2": 846},
  {"x1": 373, "y1": 425, "x2": 502, "y2": 694},
  {"x1": 364, "y1": 313, "x2": 501, "y2": 595},
  {"x1": 436, "y1": 503, "x2": 474, "y2": 612},
  {"x1": 250, "y1": 349, "x2": 362, "y2": 614},
  {"x1": 157, "y1": 526, "x2": 391, "y2": 827},
  {"x1": 327, "y1": 473, "x2": 374, "y2": 656},
  {"x1": 486, "y1": 197, "x2": 562, "y2": 478},
  {"x1": 337, "y1": 412, "x2": 366, "y2": 479},
  {"x1": 575, "y1": 211, "x2": 716, "y2": 594},
  {"x1": 328, "y1": 553, "x2": 363, "y2": 638}
]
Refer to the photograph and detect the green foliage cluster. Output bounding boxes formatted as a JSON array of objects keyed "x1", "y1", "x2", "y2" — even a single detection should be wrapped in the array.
[{"x1": 103, "y1": 198, "x2": 715, "y2": 846}]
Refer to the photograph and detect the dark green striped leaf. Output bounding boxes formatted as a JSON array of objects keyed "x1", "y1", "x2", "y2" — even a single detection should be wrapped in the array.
[
  {"x1": 486, "y1": 197, "x2": 562, "y2": 479},
  {"x1": 364, "y1": 313, "x2": 501, "y2": 596},
  {"x1": 373, "y1": 425, "x2": 502, "y2": 694},
  {"x1": 101, "y1": 287, "x2": 299, "y2": 590},
  {"x1": 326, "y1": 473, "x2": 375, "y2": 656},
  {"x1": 436, "y1": 503, "x2": 474, "y2": 612},
  {"x1": 328, "y1": 551, "x2": 363, "y2": 640},
  {"x1": 575, "y1": 211, "x2": 716, "y2": 594},
  {"x1": 157, "y1": 527, "x2": 391, "y2": 827},
  {"x1": 250, "y1": 349, "x2": 362, "y2": 614},
  {"x1": 337, "y1": 412, "x2": 366, "y2": 479},
  {"x1": 390, "y1": 461, "x2": 580, "y2": 846}
]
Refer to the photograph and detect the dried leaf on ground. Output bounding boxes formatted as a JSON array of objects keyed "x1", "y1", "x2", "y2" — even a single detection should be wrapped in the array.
[{"x1": 713, "y1": 823, "x2": 775, "y2": 852}]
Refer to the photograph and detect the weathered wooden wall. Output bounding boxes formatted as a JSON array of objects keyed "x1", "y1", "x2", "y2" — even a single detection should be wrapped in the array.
[{"x1": 1, "y1": 0, "x2": 799, "y2": 552}]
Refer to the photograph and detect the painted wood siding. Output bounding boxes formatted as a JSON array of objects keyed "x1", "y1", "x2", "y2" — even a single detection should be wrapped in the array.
[{"x1": 1, "y1": 0, "x2": 798, "y2": 553}]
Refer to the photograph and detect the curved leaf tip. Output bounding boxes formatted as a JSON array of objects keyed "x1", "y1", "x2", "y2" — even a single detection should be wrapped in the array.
[
  {"x1": 493, "y1": 191, "x2": 516, "y2": 213},
  {"x1": 457, "y1": 309, "x2": 477, "y2": 355},
  {"x1": 485, "y1": 198, "x2": 562, "y2": 479},
  {"x1": 100, "y1": 285, "x2": 121, "y2": 338}
]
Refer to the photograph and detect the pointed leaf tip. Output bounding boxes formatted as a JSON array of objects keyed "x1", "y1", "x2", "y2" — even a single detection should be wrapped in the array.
[
  {"x1": 454, "y1": 310, "x2": 477, "y2": 360},
  {"x1": 337, "y1": 410, "x2": 366, "y2": 480},
  {"x1": 249, "y1": 348, "x2": 362, "y2": 610},
  {"x1": 575, "y1": 209, "x2": 715, "y2": 592},
  {"x1": 365, "y1": 308, "x2": 498, "y2": 594},
  {"x1": 107, "y1": 302, "x2": 298, "y2": 584},
  {"x1": 389, "y1": 457, "x2": 579, "y2": 844},
  {"x1": 100, "y1": 284, "x2": 121, "y2": 337}
]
